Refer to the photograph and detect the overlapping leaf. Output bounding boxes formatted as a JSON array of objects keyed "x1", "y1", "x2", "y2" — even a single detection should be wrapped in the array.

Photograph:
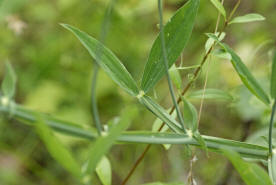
[{"x1": 141, "y1": 0, "x2": 199, "y2": 93}]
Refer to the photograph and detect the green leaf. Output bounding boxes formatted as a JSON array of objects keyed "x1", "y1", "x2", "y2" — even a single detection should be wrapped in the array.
[
  {"x1": 152, "y1": 109, "x2": 177, "y2": 150},
  {"x1": 187, "y1": 88, "x2": 233, "y2": 102},
  {"x1": 96, "y1": 156, "x2": 112, "y2": 185},
  {"x1": 181, "y1": 97, "x2": 198, "y2": 131},
  {"x1": 222, "y1": 149, "x2": 272, "y2": 185},
  {"x1": 84, "y1": 107, "x2": 137, "y2": 175},
  {"x1": 139, "y1": 95, "x2": 183, "y2": 133},
  {"x1": 229, "y1": 13, "x2": 265, "y2": 24},
  {"x1": 212, "y1": 49, "x2": 232, "y2": 60},
  {"x1": 209, "y1": 0, "x2": 226, "y2": 19},
  {"x1": 169, "y1": 64, "x2": 182, "y2": 90},
  {"x1": 61, "y1": 24, "x2": 139, "y2": 97},
  {"x1": 269, "y1": 151, "x2": 276, "y2": 184},
  {"x1": 35, "y1": 118, "x2": 82, "y2": 179},
  {"x1": 205, "y1": 32, "x2": 225, "y2": 53},
  {"x1": 193, "y1": 131, "x2": 208, "y2": 154},
  {"x1": 271, "y1": 51, "x2": 276, "y2": 99},
  {"x1": 206, "y1": 33, "x2": 270, "y2": 105},
  {"x1": 1, "y1": 62, "x2": 16, "y2": 99},
  {"x1": 141, "y1": 0, "x2": 199, "y2": 93}
]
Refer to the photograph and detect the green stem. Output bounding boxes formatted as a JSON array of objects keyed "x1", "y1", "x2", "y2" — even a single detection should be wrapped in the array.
[
  {"x1": 0, "y1": 104, "x2": 268, "y2": 160},
  {"x1": 91, "y1": 0, "x2": 116, "y2": 135},
  {"x1": 91, "y1": 65, "x2": 102, "y2": 135},
  {"x1": 269, "y1": 100, "x2": 276, "y2": 155},
  {"x1": 158, "y1": 0, "x2": 186, "y2": 132}
]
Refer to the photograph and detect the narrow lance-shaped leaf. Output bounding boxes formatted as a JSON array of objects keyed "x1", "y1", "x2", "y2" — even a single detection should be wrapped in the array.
[
  {"x1": 1, "y1": 62, "x2": 16, "y2": 99},
  {"x1": 84, "y1": 107, "x2": 137, "y2": 175},
  {"x1": 181, "y1": 97, "x2": 207, "y2": 152},
  {"x1": 229, "y1": 13, "x2": 265, "y2": 24},
  {"x1": 61, "y1": 24, "x2": 139, "y2": 97},
  {"x1": 222, "y1": 149, "x2": 273, "y2": 185},
  {"x1": 96, "y1": 156, "x2": 112, "y2": 185},
  {"x1": 152, "y1": 109, "x2": 177, "y2": 150},
  {"x1": 141, "y1": 0, "x2": 199, "y2": 93},
  {"x1": 187, "y1": 88, "x2": 233, "y2": 102},
  {"x1": 139, "y1": 95, "x2": 183, "y2": 134},
  {"x1": 169, "y1": 64, "x2": 182, "y2": 90},
  {"x1": 181, "y1": 97, "x2": 198, "y2": 132},
  {"x1": 268, "y1": 100, "x2": 276, "y2": 183},
  {"x1": 271, "y1": 51, "x2": 276, "y2": 99},
  {"x1": 269, "y1": 150, "x2": 276, "y2": 184},
  {"x1": 35, "y1": 118, "x2": 82, "y2": 179},
  {"x1": 210, "y1": 0, "x2": 226, "y2": 19},
  {"x1": 206, "y1": 33, "x2": 270, "y2": 105}
]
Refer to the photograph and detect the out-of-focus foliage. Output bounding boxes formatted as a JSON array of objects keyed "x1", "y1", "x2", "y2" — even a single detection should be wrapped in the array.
[{"x1": 0, "y1": 0, "x2": 276, "y2": 184}]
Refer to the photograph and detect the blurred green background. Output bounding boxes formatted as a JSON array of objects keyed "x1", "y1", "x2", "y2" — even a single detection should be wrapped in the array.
[{"x1": 0, "y1": 0, "x2": 276, "y2": 184}]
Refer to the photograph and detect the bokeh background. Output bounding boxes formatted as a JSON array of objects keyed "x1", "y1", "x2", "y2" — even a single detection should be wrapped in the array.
[{"x1": 0, "y1": 0, "x2": 276, "y2": 184}]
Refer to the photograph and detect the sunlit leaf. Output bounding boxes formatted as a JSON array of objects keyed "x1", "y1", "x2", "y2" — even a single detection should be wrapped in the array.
[
  {"x1": 84, "y1": 107, "x2": 137, "y2": 175},
  {"x1": 96, "y1": 156, "x2": 112, "y2": 185},
  {"x1": 206, "y1": 33, "x2": 270, "y2": 105},
  {"x1": 271, "y1": 51, "x2": 276, "y2": 99},
  {"x1": 141, "y1": 0, "x2": 199, "y2": 93},
  {"x1": 187, "y1": 88, "x2": 233, "y2": 102},
  {"x1": 229, "y1": 13, "x2": 265, "y2": 24},
  {"x1": 222, "y1": 149, "x2": 272, "y2": 185},
  {"x1": 61, "y1": 24, "x2": 139, "y2": 96},
  {"x1": 209, "y1": 0, "x2": 226, "y2": 19},
  {"x1": 1, "y1": 62, "x2": 16, "y2": 99},
  {"x1": 35, "y1": 118, "x2": 82, "y2": 179}
]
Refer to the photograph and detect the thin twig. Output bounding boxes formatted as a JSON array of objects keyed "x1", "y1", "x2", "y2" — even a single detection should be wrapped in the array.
[{"x1": 197, "y1": 0, "x2": 224, "y2": 128}]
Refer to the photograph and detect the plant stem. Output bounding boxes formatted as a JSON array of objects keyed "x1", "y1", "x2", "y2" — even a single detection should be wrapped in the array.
[
  {"x1": 228, "y1": 0, "x2": 240, "y2": 21},
  {"x1": 0, "y1": 103, "x2": 268, "y2": 159},
  {"x1": 91, "y1": 0, "x2": 116, "y2": 135},
  {"x1": 269, "y1": 100, "x2": 276, "y2": 155},
  {"x1": 91, "y1": 65, "x2": 102, "y2": 135},
  {"x1": 158, "y1": 0, "x2": 186, "y2": 132},
  {"x1": 122, "y1": 3, "x2": 233, "y2": 183}
]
